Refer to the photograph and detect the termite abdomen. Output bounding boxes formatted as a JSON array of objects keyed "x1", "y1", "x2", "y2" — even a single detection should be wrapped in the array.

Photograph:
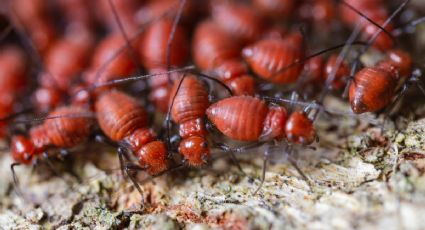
[
  {"x1": 141, "y1": 18, "x2": 189, "y2": 69},
  {"x1": 242, "y1": 36, "x2": 304, "y2": 84},
  {"x1": 349, "y1": 67, "x2": 397, "y2": 114},
  {"x1": 206, "y1": 96, "x2": 287, "y2": 141}
]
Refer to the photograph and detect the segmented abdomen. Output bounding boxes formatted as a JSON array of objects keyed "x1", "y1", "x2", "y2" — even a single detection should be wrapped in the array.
[
  {"x1": 207, "y1": 96, "x2": 268, "y2": 141},
  {"x1": 43, "y1": 106, "x2": 93, "y2": 147},
  {"x1": 95, "y1": 91, "x2": 148, "y2": 141},
  {"x1": 171, "y1": 76, "x2": 209, "y2": 124},
  {"x1": 243, "y1": 38, "x2": 303, "y2": 84}
]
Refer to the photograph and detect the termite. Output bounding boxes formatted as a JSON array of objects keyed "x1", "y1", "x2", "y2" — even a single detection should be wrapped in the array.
[
  {"x1": 10, "y1": 106, "x2": 94, "y2": 199},
  {"x1": 192, "y1": 20, "x2": 256, "y2": 96},
  {"x1": 206, "y1": 95, "x2": 317, "y2": 193},
  {"x1": 211, "y1": 2, "x2": 266, "y2": 45}
]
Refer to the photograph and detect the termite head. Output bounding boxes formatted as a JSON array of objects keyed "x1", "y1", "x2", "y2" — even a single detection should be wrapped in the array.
[
  {"x1": 386, "y1": 49, "x2": 412, "y2": 77},
  {"x1": 285, "y1": 111, "x2": 315, "y2": 145},
  {"x1": 11, "y1": 135, "x2": 35, "y2": 165},
  {"x1": 178, "y1": 136, "x2": 210, "y2": 167},
  {"x1": 136, "y1": 141, "x2": 168, "y2": 175}
]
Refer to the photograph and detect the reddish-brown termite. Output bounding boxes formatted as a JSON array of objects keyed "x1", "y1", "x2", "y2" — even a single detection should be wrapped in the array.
[
  {"x1": 9, "y1": 106, "x2": 94, "y2": 200},
  {"x1": 206, "y1": 95, "x2": 318, "y2": 194}
]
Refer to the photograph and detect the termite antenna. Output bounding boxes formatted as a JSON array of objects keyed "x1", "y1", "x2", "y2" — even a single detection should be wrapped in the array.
[
  {"x1": 89, "y1": 66, "x2": 234, "y2": 96},
  {"x1": 195, "y1": 72, "x2": 234, "y2": 96},
  {"x1": 89, "y1": 65, "x2": 196, "y2": 90},
  {"x1": 165, "y1": 74, "x2": 188, "y2": 151},
  {"x1": 338, "y1": 0, "x2": 396, "y2": 44},
  {"x1": 10, "y1": 163, "x2": 28, "y2": 202},
  {"x1": 0, "y1": 108, "x2": 34, "y2": 122},
  {"x1": 12, "y1": 112, "x2": 95, "y2": 125},
  {"x1": 107, "y1": 0, "x2": 143, "y2": 72},
  {"x1": 124, "y1": 162, "x2": 148, "y2": 210},
  {"x1": 269, "y1": 41, "x2": 367, "y2": 79},
  {"x1": 260, "y1": 95, "x2": 381, "y2": 124},
  {"x1": 166, "y1": 0, "x2": 187, "y2": 84}
]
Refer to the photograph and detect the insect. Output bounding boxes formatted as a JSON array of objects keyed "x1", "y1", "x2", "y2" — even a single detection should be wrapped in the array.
[
  {"x1": 348, "y1": 48, "x2": 420, "y2": 114},
  {"x1": 79, "y1": 33, "x2": 138, "y2": 102},
  {"x1": 242, "y1": 33, "x2": 305, "y2": 84},
  {"x1": 10, "y1": 106, "x2": 94, "y2": 199},
  {"x1": 207, "y1": 96, "x2": 315, "y2": 144},
  {"x1": 206, "y1": 95, "x2": 316, "y2": 193},
  {"x1": 211, "y1": 2, "x2": 265, "y2": 45},
  {"x1": 169, "y1": 75, "x2": 210, "y2": 166},
  {"x1": 71, "y1": 1, "x2": 185, "y2": 109},
  {"x1": 140, "y1": 18, "x2": 189, "y2": 70},
  {"x1": 192, "y1": 20, "x2": 256, "y2": 95},
  {"x1": 94, "y1": 90, "x2": 169, "y2": 206},
  {"x1": 34, "y1": 36, "x2": 94, "y2": 112},
  {"x1": 303, "y1": 54, "x2": 351, "y2": 90},
  {"x1": 338, "y1": 0, "x2": 394, "y2": 50},
  {"x1": 338, "y1": 0, "x2": 424, "y2": 114}
]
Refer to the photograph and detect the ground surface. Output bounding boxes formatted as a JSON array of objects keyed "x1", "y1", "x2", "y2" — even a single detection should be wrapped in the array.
[{"x1": 1, "y1": 97, "x2": 425, "y2": 230}]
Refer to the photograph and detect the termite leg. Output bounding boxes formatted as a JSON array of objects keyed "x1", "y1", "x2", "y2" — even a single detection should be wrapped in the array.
[
  {"x1": 253, "y1": 144, "x2": 275, "y2": 195},
  {"x1": 252, "y1": 152, "x2": 268, "y2": 196},
  {"x1": 138, "y1": 164, "x2": 185, "y2": 185},
  {"x1": 10, "y1": 162, "x2": 25, "y2": 199},
  {"x1": 380, "y1": 69, "x2": 424, "y2": 131},
  {"x1": 94, "y1": 134, "x2": 130, "y2": 177},
  {"x1": 117, "y1": 147, "x2": 129, "y2": 177},
  {"x1": 212, "y1": 141, "x2": 248, "y2": 177},
  {"x1": 410, "y1": 69, "x2": 425, "y2": 96},
  {"x1": 124, "y1": 163, "x2": 149, "y2": 210},
  {"x1": 42, "y1": 152, "x2": 76, "y2": 188},
  {"x1": 58, "y1": 149, "x2": 82, "y2": 183},
  {"x1": 287, "y1": 147, "x2": 313, "y2": 191}
]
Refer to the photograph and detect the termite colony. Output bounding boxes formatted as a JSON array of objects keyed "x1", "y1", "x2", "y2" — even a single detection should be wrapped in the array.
[{"x1": 0, "y1": 0, "x2": 424, "y2": 209}]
